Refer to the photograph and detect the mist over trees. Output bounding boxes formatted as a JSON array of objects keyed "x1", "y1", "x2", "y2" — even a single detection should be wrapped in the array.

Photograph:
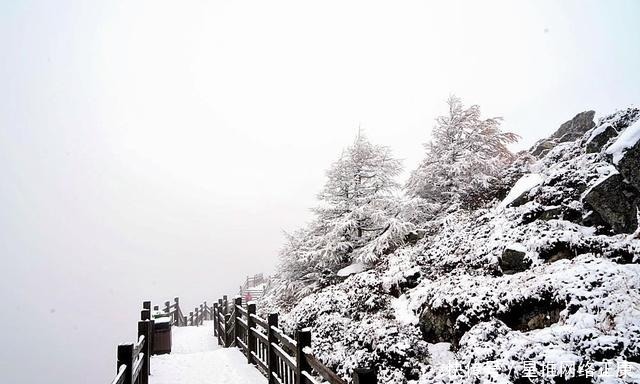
[{"x1": 272, "y1": 96, "x2": 519, "y2": 305}]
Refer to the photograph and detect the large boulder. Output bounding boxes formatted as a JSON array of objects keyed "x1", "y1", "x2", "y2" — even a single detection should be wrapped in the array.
[
  {"x1": 583, "y1": 173, "x2": 638, "y2": 234},
  {"x1": 419, "y1": 307, "x2": 458, "y2": 344},
  {"x1": 587, "y1": 107, "x2": 640, "y2": 154},
  {"x1": 497, "y1": 294, "x2": 565, "y2": 331},
  {"x1": 611, "y1": 136, "x2": 640, "y2": 193},
  {"x1": 531, "y1": 111, "x2": 596, "y2": 157},
  {"x1": 499, "y1": 246, "x2": 531, "y2": 274},
  {"x1": 586, "y1": 123, "x2": 618, "y2": 153}
]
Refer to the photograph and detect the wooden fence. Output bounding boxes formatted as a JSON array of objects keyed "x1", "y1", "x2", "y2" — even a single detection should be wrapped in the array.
[
  {"x1": 212, "y1": 295, "x2": 377, "y2": 384},
  {"x1": 108, "y1": 298, "x2": 212, "y2": 384},
  {"x1": 239, "y1": 273, "x2": 271, "y2": 304},
  {"x1": 150, "y1": 297, "x2": 214, "y2": 326},
  {"x1": 108, "y1": 302, "x2": 154, "y2": 384}
]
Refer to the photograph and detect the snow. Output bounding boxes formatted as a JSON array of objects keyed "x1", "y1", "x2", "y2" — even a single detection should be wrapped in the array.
[
  {"x1": 259, "y1": 107, "x2": 640, "y2": 384},
  {"x1": 498, "y1": 173, "x2": 544, "y2": 209},
  {"x1": 586, "y1": 122, "x2": 613, "y2": 144},
  {"x1": 606, "y1": 119, "x2": 640, "y2": 164},
  {"x1": 391, "y1": 294, "x2": 418, "y2": 325},
  {"x1": 427, "y1": 342, "x2": 455, "y2": 365},
  {"x1": 337, "y1": 262, "x2": 369, "y2": 277},
  {"x1": 150, "y1": 321, "x2": 264, "y2": 384}
]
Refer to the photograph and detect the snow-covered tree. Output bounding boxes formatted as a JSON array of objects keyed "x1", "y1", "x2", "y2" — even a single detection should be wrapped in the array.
[
  {"x1": 313, "y1": 132, "x2": 405, "y2": 262},
  {"x1": 274, "y1": 132, "x2": 412, "y2": 302},
  {"x1": 406, "y1": 95, "x2": 519, "y2": 210}
]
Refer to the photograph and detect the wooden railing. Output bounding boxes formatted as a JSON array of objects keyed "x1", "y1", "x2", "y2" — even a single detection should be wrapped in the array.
[
  {"x1": 239, "y1": 273, "x2": 271, "y2": 303},
  {"x1": 213, "y1": 295, "x2": 377, "y2": 384},
  {"x1": 150, "y1": 297, "x2": 215, "y2": 327},
  {"x1": 108, "y1": 303, "x2": 153, "y2": 384}
]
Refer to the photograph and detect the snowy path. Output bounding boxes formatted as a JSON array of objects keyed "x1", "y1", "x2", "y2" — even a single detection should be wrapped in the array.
[{"x1": 150, "y1": 321, "x2": 265, "y2": 384}]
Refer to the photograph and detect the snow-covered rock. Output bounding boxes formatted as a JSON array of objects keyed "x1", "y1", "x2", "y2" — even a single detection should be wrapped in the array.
[
  {"x1": 530, "y1": 110, "x2": 595, "y2": 157},
  {"x1": 261, "y1": 107, "x2": 640, "y2": 384},
  {"x1": 337, "y1": 262, "x2": 370, "y2": 277},
  {"x1": 498, "y1": 173, "x2": 544, "y2": 209}
]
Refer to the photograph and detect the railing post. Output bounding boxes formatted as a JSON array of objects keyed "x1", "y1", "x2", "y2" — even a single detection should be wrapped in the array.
[
  {"x1": 117, "y1": 343, "x2": 134, "y2": 384},
  {"x1": 213, "y1": 303, "x2": 219, "y2": 339},
  {"x1": 217, "y1": 299, "x2": 224, "y2": 344},
  {"x1": 234, "y1": 297, "x2": 242, "y2": 350},
  {"x1": 200, "y1": 304, "x2": 205, "y2": 324},
  {"x1": 267, "y1": 313, "x2": 278, "y2": 384},
  {"x1": 164, "y1": 300, "x2": 171, "y2": 323},
  {"x1": 138, "y1": 320, "x2": 151, "y2": 384},
  {"x1": 203, "y1": 301, "x2": 208, "y2": 320},
  {"x1": 149, "y1": 319, "x2": 155, "y2": 358},
  {"x1": 352, "y1": 368, "x2": 377, "y2": 384},
  {"x1": 195, "y1": 307, "x2": 199, "y2": 327},
  {"x1": 223, "y1": 295, "x2": 228, "y2": 316},
  {"x1": 246, "y1": 302, "x2": 256, "y2": 363},
  {"x1": 189, "y1": 311, "x2": 194, "y2": 326},
  {"x1": 224, "y1": 313, "x2": 231, "y2": 347},
  {"x1": 295, "y1": 328, "x2": 311, "y2": 384},
  {"x1": 174, "y1": 297, "x2": 180, "y2": 325}
]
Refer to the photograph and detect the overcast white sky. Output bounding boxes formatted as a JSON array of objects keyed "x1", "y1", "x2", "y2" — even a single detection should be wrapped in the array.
[{"x1": 1, "y1": 1, "x2": 639, "y2": 383}]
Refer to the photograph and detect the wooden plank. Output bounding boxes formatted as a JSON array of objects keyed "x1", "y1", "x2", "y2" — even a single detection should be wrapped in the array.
[
  {"x1": 267, "y1": 313, "x2": 279, "y2": 384},
  {"x1": 117, "y1": 344, "x2": 133, "y2": 384},
  {"x1": 236, "y1": 304, "x2": 248, "y2": 316},
  {"x1": 251, "y1": 327, "x2": 268, "y2": 344},
  {"x1": 251, "y1": 351, "x2": 268, "y2": 371},
  {"x1": 271, "y1": 372, "x2": 285, "y2": 384},
  {"x1": 131, "y1": 354, "x2": 144, "y2": 382},
  {"x1": 250, "y1": 313, "x2": 268, "y2": 329},
  {"x1": 247, "y1": 303, "x2": 256, "y2": 363},
  {"x1": 304, "y1": 352, "x2": 347, "y2": 384},
  {"x1": 295, "y1": 330, "x2": 311, "y2": 384},
  {"x1": 302, "y1": 371, "x2": 321, "y2": 384},
  {"x1": 237, "y1": 337, "x2": 248, "y2": 353},
  {"x1": 272, "y1": 344, "x2": 296, "y2": 370},
  {"x1": 271, "y1": 326, "x2": 297, "y2": 351},
  {"x1": 138, "y1": 320, "x2": 151, "y2": 382},
  {"x1": 110, "y1": 365, "x2": 127, "y2": 384},
  {"x1": 133, "y1": 335, "x2": 145, "y2": 356}
]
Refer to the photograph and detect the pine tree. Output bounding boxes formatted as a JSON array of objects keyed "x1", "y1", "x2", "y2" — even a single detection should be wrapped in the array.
[
  {"x1": 406, "y1": 95, "x2": 519, "y2": 210},
  {"x1": 314, "y1": 131, "x2": 404, "y2": 262},
  {"x1": 274, "y1": 132, "x2": 410, "y2": 301}
]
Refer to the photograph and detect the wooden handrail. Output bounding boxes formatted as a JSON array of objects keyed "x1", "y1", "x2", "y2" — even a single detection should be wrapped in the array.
[
  {"x1": 110, "y1": 365, "x2": 127, "y2": 384},
  {"x1": 304, "y1": 352, "x2": 347, "y2": 384},
  {"x1": 215, "y1": 295, "x2": 377, "y2": 384}
]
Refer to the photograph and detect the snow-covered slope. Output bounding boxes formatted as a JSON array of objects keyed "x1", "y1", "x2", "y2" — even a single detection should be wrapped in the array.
[{"x1": 261, "y1": 107, "x2": 640, "y2": 383}]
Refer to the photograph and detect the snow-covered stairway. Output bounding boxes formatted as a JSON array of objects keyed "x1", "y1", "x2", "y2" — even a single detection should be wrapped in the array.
[{"x1": 150, "y1": 321, "x2": 265, "y2": 384}]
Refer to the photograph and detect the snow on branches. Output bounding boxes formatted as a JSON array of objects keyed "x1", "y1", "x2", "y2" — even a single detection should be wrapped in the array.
[
  {"x1": 274, "y1": 131, "x2": 413, "y2": 303},
  {"x1": 406, "y1": 95, "x2": 519, "y2": 211}
]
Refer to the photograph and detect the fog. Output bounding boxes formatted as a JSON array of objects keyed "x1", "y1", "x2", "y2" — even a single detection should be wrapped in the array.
[{"x1": 1, "y1": 1, "x2": 639, "y2": 382}]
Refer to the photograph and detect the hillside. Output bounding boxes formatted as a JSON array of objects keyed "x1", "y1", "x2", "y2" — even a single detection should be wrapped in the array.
[{"x1": 260, "y1": 107, "x2": 640, "y2": 383}]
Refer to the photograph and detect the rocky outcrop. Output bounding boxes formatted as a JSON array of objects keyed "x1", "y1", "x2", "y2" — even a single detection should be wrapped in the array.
[
  {"x1": 499, "y1": 246, "x2": 530, "y2": 274},
  {"x1": 419, "y1": 307, "x2": 460, "y2": 345},
  {"x1": 586, "y1": 123, "x2": 618, "y2": 153},
  {"x1": 583, "y1": 174, "x2": 638, "y2": 234},
  {"x1": 614, "y1": 139, "x2": 640, "y2": 192},
  {"x1": 497, "y1": 295, "x2": 565, "y2": 331},
  {"x1": 530, "y1": 111, "x2": 596, "y2": 157},
  {"x1": 539, "y1": 241, "x2": 577, "y2": 262},
  {"x1": 587, "y1": 107, "x2": 640, "y2": 154}
]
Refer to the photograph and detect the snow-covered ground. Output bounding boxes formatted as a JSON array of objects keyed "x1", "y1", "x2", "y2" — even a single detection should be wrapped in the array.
[{"x1": 150, "y1": 321, "x2": 265, "y2": 384}]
